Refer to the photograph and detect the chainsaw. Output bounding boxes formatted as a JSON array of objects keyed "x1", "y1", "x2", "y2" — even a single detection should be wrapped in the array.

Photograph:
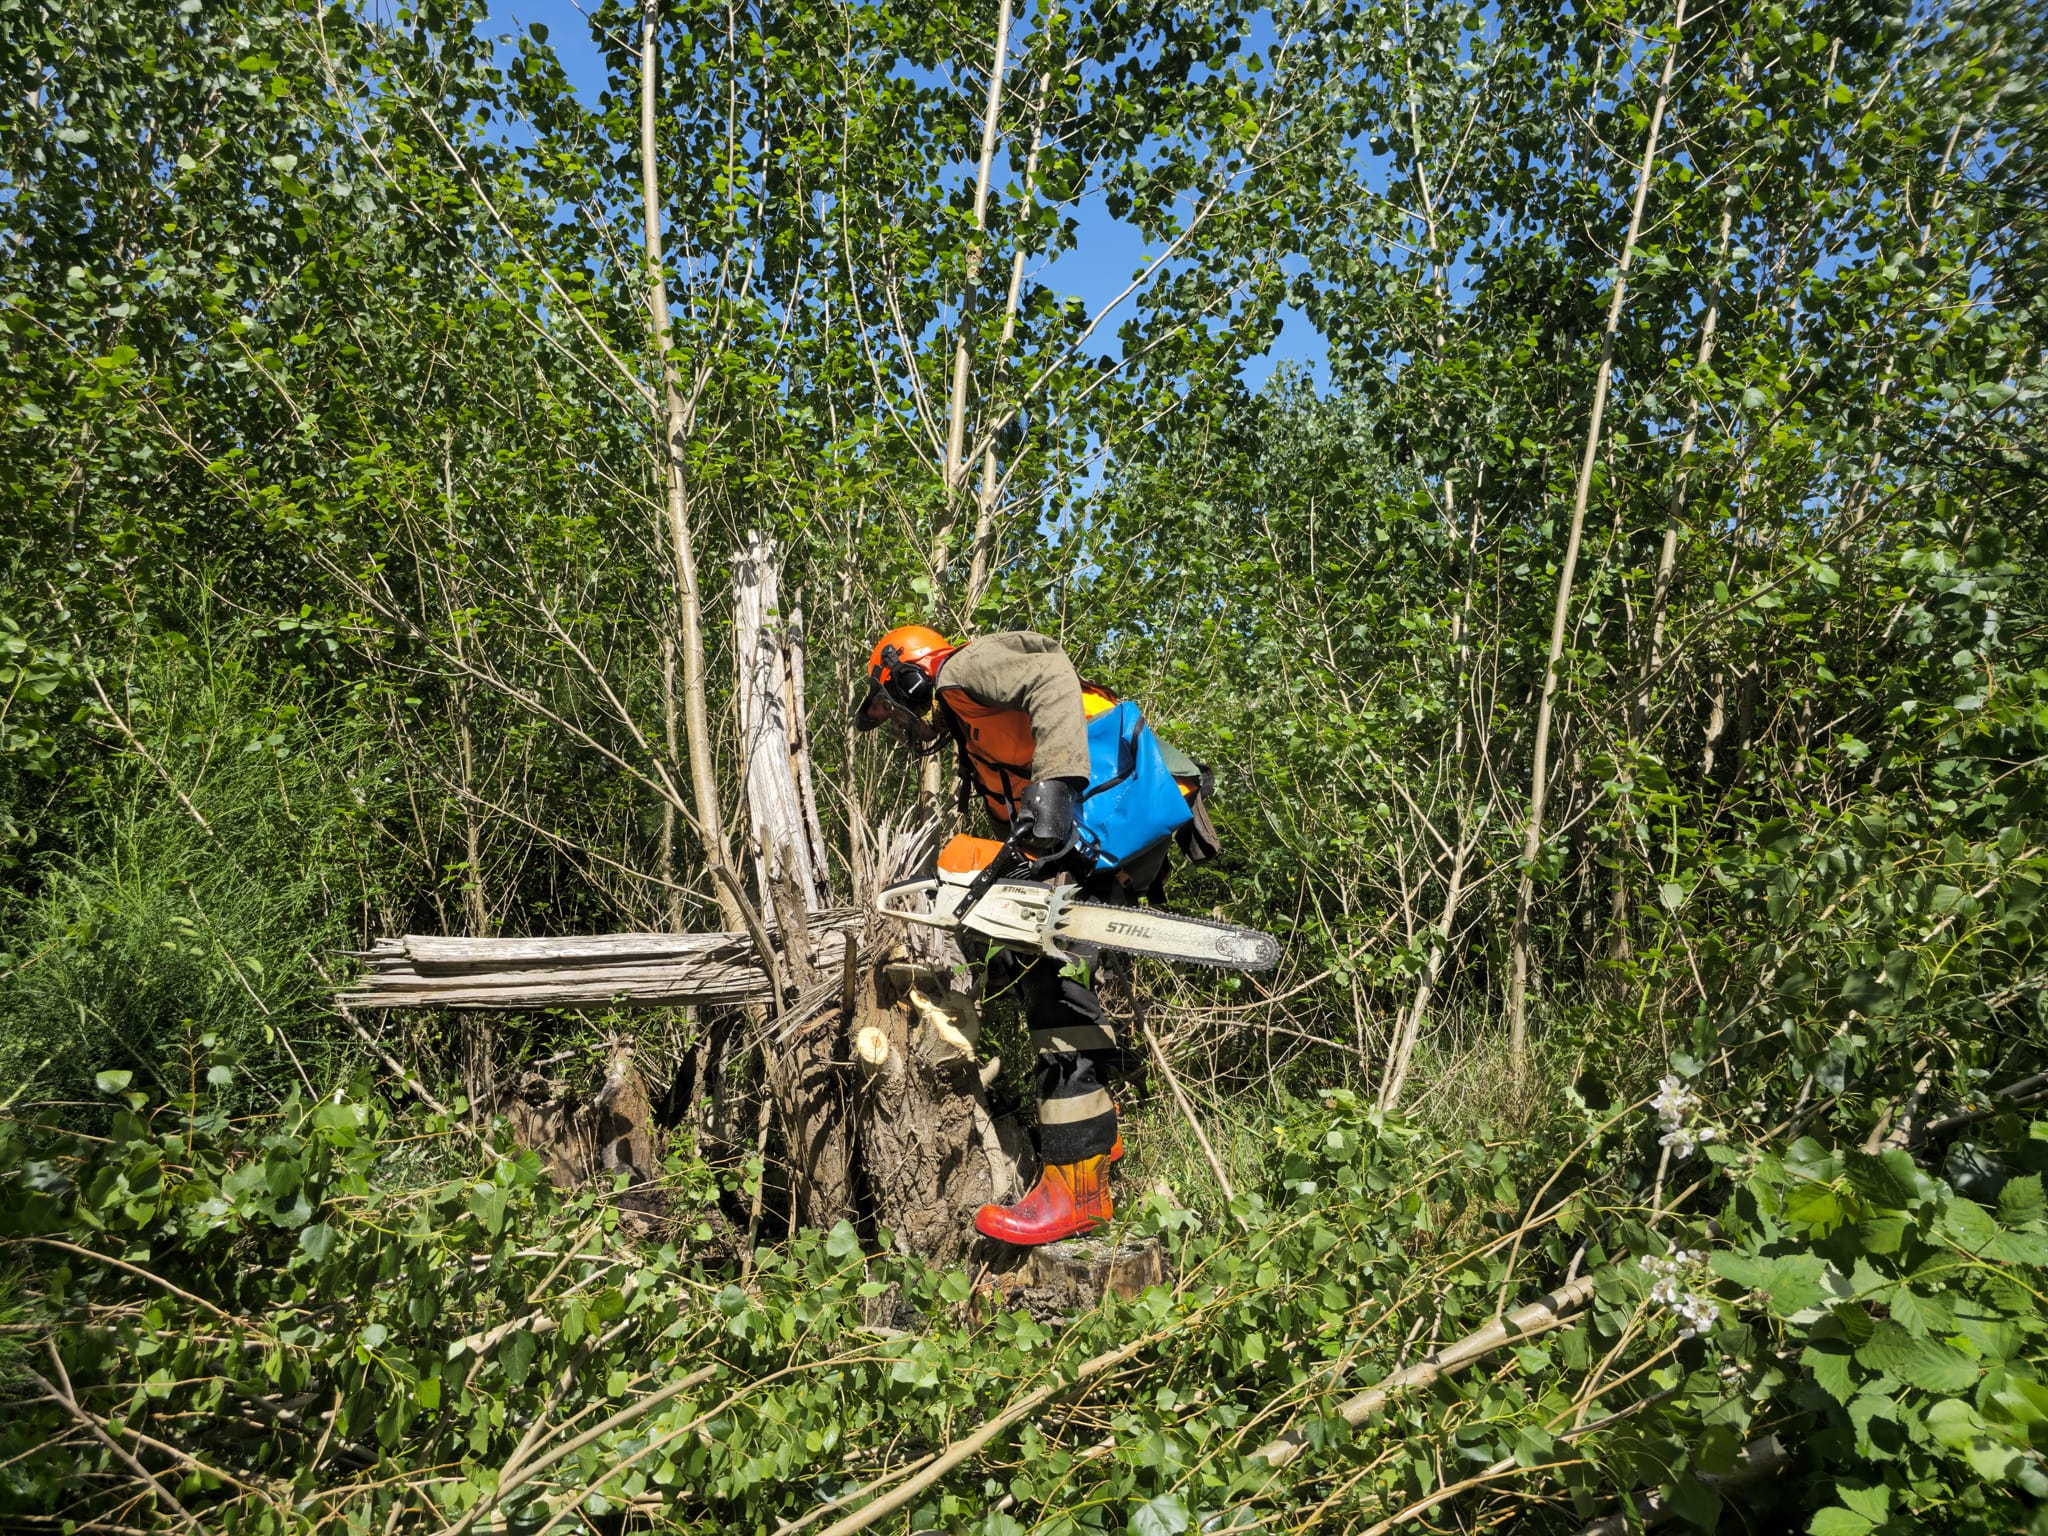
[{"x1": 877, "y1": 834, "x2": 1281, "y2": 970}]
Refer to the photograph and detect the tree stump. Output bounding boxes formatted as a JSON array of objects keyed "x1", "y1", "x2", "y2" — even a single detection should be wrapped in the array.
[
  {"x1": 850, "y1": 944, "x2": 1029, "y2": 1266},
  {"x1": 505, "y1": 1046, "x2": 665, "y2": 1230},
  {"x1": 983, "y1": 1236, "x2": 1172, "y2": 1319}
]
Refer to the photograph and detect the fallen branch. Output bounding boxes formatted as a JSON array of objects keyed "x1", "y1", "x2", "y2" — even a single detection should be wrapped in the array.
[
  {"x1": 34, "y1": 1348, "x2": 201, "y2": 1533},
  {"x1": 441, "y1": 1363, "x2": 718, "y2": 1536},
  {"x1": 1573, "y1": 1434, "x2": 1788, "y2": 1535},
  {"x1": 774, "y1": 1451, "x2": 938, "y2": 1536},
  {"x1": 809, "y1": 1331, "x2": 1161, "y2": 1536},
  {"x1": 449, "y1": 1310, "x2": 557, "y2": 1359},
  {"x1": 7, "y1": 1237, "x2": 236, "y2": 1322},
  {"x1": 1248, "y1": 1273, "x2": 1599, "y2": 1467}
]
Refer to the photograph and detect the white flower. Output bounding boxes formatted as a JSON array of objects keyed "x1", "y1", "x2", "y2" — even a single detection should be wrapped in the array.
[
  {"x1": 1638, "y1": 1251, "x2": 1718, "y2": 1338},
  {"x1": 1651, "y1": 1075, "x2": 1722, "y2": 1163}
]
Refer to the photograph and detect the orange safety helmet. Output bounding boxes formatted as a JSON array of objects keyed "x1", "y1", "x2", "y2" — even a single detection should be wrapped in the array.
[{"x1": 855, "y1": 624, "x2": 955, "y2": 732}]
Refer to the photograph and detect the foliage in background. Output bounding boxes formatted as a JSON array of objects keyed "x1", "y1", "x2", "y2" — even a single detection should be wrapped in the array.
[{"x1": 2, "y1": 0, "x2": 2047, "y2": 1528}]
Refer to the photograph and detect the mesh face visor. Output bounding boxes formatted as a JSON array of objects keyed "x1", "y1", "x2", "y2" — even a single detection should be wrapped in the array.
[{"x1": 855, "y1": 683, "x2": 909, "y2": 733}]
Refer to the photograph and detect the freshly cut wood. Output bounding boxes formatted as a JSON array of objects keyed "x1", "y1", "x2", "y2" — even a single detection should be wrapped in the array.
[{"x1": 985, "y1": 1236, "x2": 1169, "y2": 1318}]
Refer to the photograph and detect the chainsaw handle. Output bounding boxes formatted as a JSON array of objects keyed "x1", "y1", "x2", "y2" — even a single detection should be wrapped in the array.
[{"x1": 957, "y1": 838, "x2": 1025, "y2": 911}]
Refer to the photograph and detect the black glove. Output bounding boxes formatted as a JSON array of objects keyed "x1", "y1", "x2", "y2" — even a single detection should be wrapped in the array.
[{"x1": 1014, "y1": 778, "x2": 1079, "y2": 855}]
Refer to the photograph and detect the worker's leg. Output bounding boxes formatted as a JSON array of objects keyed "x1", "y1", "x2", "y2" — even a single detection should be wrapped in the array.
[
  {"x1": 975, "y1": 947, "x2": 1121, "y2": 1244},
  {"x1": 1017, "y1": 950, "x2": 1120, "y2": 1163}
]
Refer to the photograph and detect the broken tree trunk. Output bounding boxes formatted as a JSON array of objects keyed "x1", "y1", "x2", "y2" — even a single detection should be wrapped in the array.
[
  {"x1": 732, "y1": 531, "x2": 855, "y2": 1231},
  {"x1": 341, "y1": 532, "x2": 1027, "y2": 1260},
  {"x1": 733, "y1": 533, "x2": 834, "y2": 917},
  {"x1": 337, "y1": 918, "x2": 859, "y2": 1012}
]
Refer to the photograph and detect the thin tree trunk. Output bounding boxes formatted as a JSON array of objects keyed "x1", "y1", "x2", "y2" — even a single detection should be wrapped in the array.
[
  {"x1": 442, "y1": 430, "x2": 492, "y2": 938},
  {"x1": 1508, "y1": 0, "x2": 1688, "y2": 1067},
  {"x1": 1378, "y1": 827, "x2": 1472, "y2": 1113},
  {"x1": 966, "y1": 3, "x2": 1059, "y2": 616},
  {"x1": 641, "y1": 0, "x2": 742, "y2": 931},
  {"x1": 660, "y1": 629, "x2": 683, "y2": 931},
  {"x1": 935, "y1": 0, "x2": 1014, "y2": 584}
]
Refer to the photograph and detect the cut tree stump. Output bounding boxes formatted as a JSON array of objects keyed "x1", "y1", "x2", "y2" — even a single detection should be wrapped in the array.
[
  {"x1": 504, "y1": 1047, "x2": 665, "y2": 1230},
  {"x1": 984, "y1": 1236, "x2": 1171, "y2": 1319},
  {"x1": 850, "y1": 938, "x2": 1029, "y2": 1266}
]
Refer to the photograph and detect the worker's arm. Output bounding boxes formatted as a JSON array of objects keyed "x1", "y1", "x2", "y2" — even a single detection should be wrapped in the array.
[{"x1": 938, "y1": 632, "x2": 1091, "y2": 783}]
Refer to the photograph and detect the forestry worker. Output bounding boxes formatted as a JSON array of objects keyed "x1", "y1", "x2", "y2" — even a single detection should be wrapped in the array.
[{"x1": 855, "y1": 626, "x2": 1209, "y2": 1246}]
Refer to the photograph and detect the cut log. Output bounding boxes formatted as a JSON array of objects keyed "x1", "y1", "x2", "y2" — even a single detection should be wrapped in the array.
[{"x1": 985, "y1": 1236, "x2": 1171, "y2": 1319}]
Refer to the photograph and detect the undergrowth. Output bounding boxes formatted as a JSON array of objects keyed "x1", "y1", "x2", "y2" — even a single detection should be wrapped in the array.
[{"x1": 6, "y1": 1045, "x2": 2048, "y2": 1535}]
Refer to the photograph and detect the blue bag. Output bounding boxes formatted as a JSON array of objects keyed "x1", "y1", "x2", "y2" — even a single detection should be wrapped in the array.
[{"x1": 1075, "y1": 701, "x2": 1194, "y2": 874}]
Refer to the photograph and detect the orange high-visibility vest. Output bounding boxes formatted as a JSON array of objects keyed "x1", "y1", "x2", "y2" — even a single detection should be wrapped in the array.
[{"x1": 936, "y1": 682, "x2": 1119, "y2": 824}]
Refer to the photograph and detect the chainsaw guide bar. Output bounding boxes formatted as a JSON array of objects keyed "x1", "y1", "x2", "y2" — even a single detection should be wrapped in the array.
[{"x1": 877, "y1": 850, "x2": 1281, "y2": 972}]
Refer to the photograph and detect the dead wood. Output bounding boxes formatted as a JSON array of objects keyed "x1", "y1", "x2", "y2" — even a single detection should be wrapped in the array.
[
  {"x1": 1248, "y1": 1272, "x2": 1600, "y2": 1467},
  {"x1": 504, "y1": 1047, "x2": 665, "y2": 1226}
]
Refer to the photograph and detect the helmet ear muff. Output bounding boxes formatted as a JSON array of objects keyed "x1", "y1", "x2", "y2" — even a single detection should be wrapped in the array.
[{"x1": 876, "y1": 645, "x2": 935, "y2": 716}]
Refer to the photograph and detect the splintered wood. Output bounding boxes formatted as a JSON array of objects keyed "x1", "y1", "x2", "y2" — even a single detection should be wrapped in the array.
[{"x1": 339, "y1": 915, "x2": 860, "y2": 1011}]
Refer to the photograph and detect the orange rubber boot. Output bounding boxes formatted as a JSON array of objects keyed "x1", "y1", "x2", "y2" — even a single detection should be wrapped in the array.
[{"x1": 974, "y1": 1153, "x2": 1113, "y2": 1245}]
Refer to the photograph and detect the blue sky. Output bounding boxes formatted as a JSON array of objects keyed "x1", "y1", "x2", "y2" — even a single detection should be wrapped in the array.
[{"x1": 480, "y1": 0, "x2": 1330, "y2": 393}]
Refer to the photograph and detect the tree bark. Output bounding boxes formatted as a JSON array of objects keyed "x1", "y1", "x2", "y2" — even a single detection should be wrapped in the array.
[
  {"x1": 734, "y1": 533, "x2": 835, "y2": 914},
  {"x1": 733, "y1": 531, "x2": 854, "y2": 1229},
  {"x1": 1507, "y1": 0, "x2": 1687, "y2": 1068},
  {"x1": 641, "y1": 0, "x2": 742, "y2": 932},
  {"x1": 935, "y1": 0, "x2": 1014, "y2": 585}
]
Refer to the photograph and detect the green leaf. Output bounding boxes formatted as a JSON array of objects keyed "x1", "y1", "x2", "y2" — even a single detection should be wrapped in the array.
[
  {"x1": 1856, "y1": 1320, "x2": 1978, "y2": 1392},
  {"x1": 95, "y1": 1070, "x2": 133, "y2": 1093},
  {"x1": 468, "y1": 1181, "x2": 508, "y2": 1236},
  {"x1": 415, "y1": 1375, "x2": 441, "y2": 1410},
  {"x1": 1128, "y1": 1494, "x2": 1189, "y2": 1536},
  {"x1": 1663, "y1": 1472, "x2": 1722, "y2": 1532},
  {"x1": 1943, "y1": 1199, "x2": 2003, "y2": 1254},
  {"x1": 1884, "y1": 1287, "x2": 1955, "y2": 1338},
  {"x1": 499, "y1": 1329, "x2": 536, "y2": 1388},
  {"x1": 1808, "y1": 1510, "x2": 1874, "y2": 1536},
  {"x1": 298, "y1": 1222, "x2": 336, "y2": 1262},
  {"x1": 1999, "y1": 1175, "x2": 2045, "y2": 1226},
  {"x1": 1761, "y1": 1255, "x2": 1828, "y2": 1317},
  {"x1": 1802, "y1": 1340, "x2": 1858, "y2": 1404},
  {"x1": 1513, "y1": 1426, "x2": 1554, "y2": 1467},
  {"x1": 1785, "y1": 1183, "x2": 1847, "y2": 1237},
  {"x1": 1843, "y1": 1149, "x2": 1923, "y2": 1208},
  {"x1": 1837, "y1": 1483, "x2": 1889, "y2": 1522}
]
